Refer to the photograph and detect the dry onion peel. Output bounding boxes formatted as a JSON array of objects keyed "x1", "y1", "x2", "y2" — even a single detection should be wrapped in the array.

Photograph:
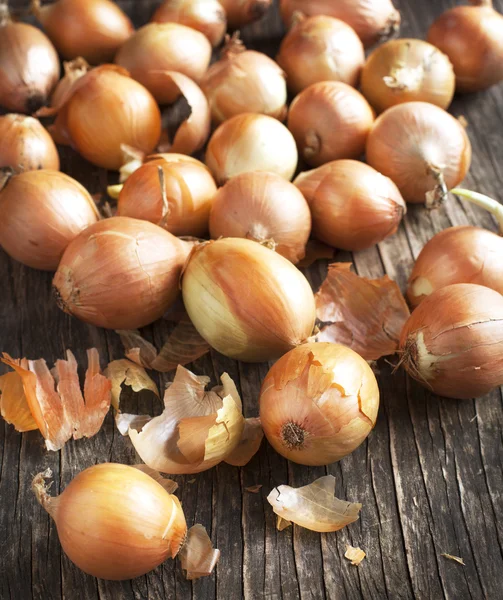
[
  {"x1": 224, "y1": 417, "x2": 264, "y2": 467},
  {"x1": 0, "y1": 372, "x2": 38, "y2": 432},
  {"x1": 297, "y1": 240, "x2": 336, "y2": 268},
  {"x1": 104, "y1": 359, "x2": 159, "y2": 411},
  {"x1": 179, "y1": 524, "x2": 221, "y2": 580},
  {"x1": 345, "y1": 545, "x2": 366, "y2": 566}
]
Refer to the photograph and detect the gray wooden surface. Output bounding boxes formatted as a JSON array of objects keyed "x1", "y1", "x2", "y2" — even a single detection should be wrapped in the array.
[{"x1": 1, "y1": 1, "x2": 502, "y2": 599}]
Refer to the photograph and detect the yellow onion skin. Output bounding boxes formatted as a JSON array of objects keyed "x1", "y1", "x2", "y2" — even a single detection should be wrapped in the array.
[
  {"x1": 182, "y1": 238, "x2": 316, "y2": 362},
  {"x1": 428, "y1": 6, "x2": 503, "y2": 93},
  {"x1": 288, "y1": 82, "x2": 374, "y2": 167},
  {"x1": 209, "y1": 171, "x2": 311, "y2": 263},
  {"x1": 276, "y1": 15, "x2": 365, "y2": 95},
  {"x1": 366, "y1": 102, "x2": 472, "y2": 204},
  {"x1": 0, "y1": 114, "x2": 59, "y2": 172},
  {"x1": 294, "y1": 160, "x2": 406, "y2": 251},
  {"x1": 32, "y1": 0, "x2": 133, "y2": 64},
  {"x1": 117, "y1": 155, "x2": 217, "y2": 237},
  {"x1": 53, "y1": 217, "x2": 190, "y2": 329},
  {"x1": 36, "y1": 464, "x2": 187, "y2": 580},
  {"x1": 0, "y1": 170, "x2": 98, "y2": 271},
  {"x1": 259, "y1": 342, "x2": 380, "y2": 466},
  {"x1": 361, "y1": 39, "x2": 455, "y2": 113},
  {"x1": 407, "y1": 226, "x2": 503, "y2": 307},
  {"x1": 399, "y1": 283, "x2": 503, "y2": 399},
  {"x1": 219, "y1": 0, "x2": 272, "y2": 28}
]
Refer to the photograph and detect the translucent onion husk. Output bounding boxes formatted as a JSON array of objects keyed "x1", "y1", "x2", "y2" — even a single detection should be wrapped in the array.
[
  {"x1": 31, "y1": 0, "x2": 134, "y2": 64},
  {"x1": 365, "y1": 102, "x2": 472, "y2": 205},
  {"x1": 182, "y1": 238, "x2": 316, "y2": 362},
  {"x1": 209, "y1": 171, "x2": 311, "y2": 264},
  {"x1": 294, "y1": 160, "x2": 406, "y2": 251},
  {"x1": 219, "y1": 0, "x2": 272, "y2": 29},
  {"x1": 152, "y1": 0, "x2": 227, "y2": 47},
  {"x1": 117, "y1": 155, "x2": 217, "y2": 237},
  {"x1": 259, "y1": 342, "x2": 380, "y2": 466},
  {"x1": 287, "y1": 81, "x2": 374, "y2": 167},
  {"x1": 0, "y1": 169, "x2": 99, "y2": 270},
  {"x1": 53, "y1": 216, "x2": 191, "y2": 329},
  {"x1": 201, "y1": 35, "x2": 287, "y2": 125},
  {"x1": 0, "y1": 114, "x2": 59, "y2": 172},
  {"x1": 276, "y1": 14, "x2": 365, "y2": 95},
  {"x1": 399, "y1": 283, "x2": 503, "y2": 399},
  {"x1": 361, "y1": 38, "x2": 455, "y2": 113}
]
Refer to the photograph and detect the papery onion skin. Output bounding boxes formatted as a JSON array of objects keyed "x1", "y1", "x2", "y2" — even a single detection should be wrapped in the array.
[
  {"x1": 276, "y1": 15, "x2": 365, "y2": 95},
  {"x1": 294, "y1": 160, "x2": 406, "y2": 251},
  {"x1": 407, "y1": 226, "x2": 503, "y2": 307},
  {"x1": 205, "y1": 113, "x2": 298, "y2": 184},
  {"x1": 399, "y1": 283, "x2": 503, "y2": 399},
  {"x1": 259, "y1": 342, "x2": 380, "y2": 466},
  {"x1": 32, "y1": 0, "x2": 134, "y2": 64},
  {"x1": 182, "y1": 238, "x2": 316, "y2": 362},
  {"x1": 0, "y1": 170, "x2": 98, "y2": 270},
  {"x1": 53, "y1": 217, "x2": 190, "y2": 329},
  {"x1": 288, "y1": 82, "x2": 374, "y2": 167},
  {"x1": 209, "y1": 171, "x2": 311, "y2": 263},
  {"x1": 366, "y1": 102, "x2": 472, "y2": 204},
  {"x1": 33, "y1": 464, "x2": 187, "y2": 580},
  {"x1": 361, "y1": 38, "x2": 455, "y2": 113},
  {"x1": 219, "y1": 0, "x2": 272, "y2": 28},
  {"x1": 0, "y1": 114, "x2": 59, "y2": 171}
]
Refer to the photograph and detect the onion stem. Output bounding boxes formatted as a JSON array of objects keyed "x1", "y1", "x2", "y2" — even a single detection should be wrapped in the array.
[{"x1": 451, "y1": 187, "x2": 503, "y2": 234}]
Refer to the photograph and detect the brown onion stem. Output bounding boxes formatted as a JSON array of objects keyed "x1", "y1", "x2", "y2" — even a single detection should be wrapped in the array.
[
  {"x1": 451, "y1": 188, "x2": 503, "y2": 233},
  {"x1": 32, "y1": 468, "x2": 57, "y2": 516}
]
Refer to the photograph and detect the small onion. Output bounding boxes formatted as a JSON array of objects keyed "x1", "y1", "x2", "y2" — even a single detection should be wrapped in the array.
[
  {"x1": 152, "y1": 0, "x2": 226, "y2": 47},
  {"x1": 219, "y1": 0, "x2": 272, "y2": 28},
  {"x1": 399, "y1": 283, "x2": 503, "y2": 399},
  {"x1": 0, "y1": 170, "x2": 99, "y2": 270},
  {"x1": 53, "y1": 217, "x2": 191, "y2": 329},
  {"x1": 201, "y1": 34, "x2": 287, "y2": 124},
  {"x1": 361, "y1": 38, "x2": 455, "y2": 113},
  {"x1": 209, "y1": 171, "x2": 311, "y2": 263},
  {"x1": 259, "y1": 342, "x2": 380, "y2": 466},
  {"x1": 31, "y1": 0, "x2": 133, "y2": 64},
  {"x1": 0, "y1": 114, "x2": 59, "y2": 172},
  {"x1": 366, "y1": 102, "x2": 471, "y2": 205},
  {"x1": 276, "y1": 14, "x2": 364, "y2": 95},
  {"x1": 287, "y1": 82, "x2": 374, "y2": 167},
  {"x1": 294, "y1": 160, "x2": 406, "y2": 251},
  {"x1": 205, "y1": 113, "x2": 298, "y2": 184},
  {"x1": 182, "y1": 238, "x2": 316, "y2": 362}
]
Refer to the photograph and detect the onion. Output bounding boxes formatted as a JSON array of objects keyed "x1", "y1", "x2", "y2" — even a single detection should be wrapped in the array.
[
  {"x1": 31, "y1": 0, "x2": 133, "y2": 64},
  {"x1": 201, "y1": 34, "x2": 287, "y2": 125},
  {"x1": 428, "y1": 1, "x2": 503, "y2": 93},
  {"x1": 259, "y1": 342, "x2": 380, "y2": 465},
  {"x1": 0, "y1": 7, "x2": 59, "y2": 114},
  {"x1": 219, "y1": 0, "x2": 272, "y2": 28},
  {"x1": 294, "y1": 160, "x2": 406, "y2": 251},
  {"x1": 117, "y1": 154, "x2": 217, "y2": 237},
  {"x1": 53, "y1": 217, "x2": 191, "y2": 329},
  {"x1": 0, "y1": 114, "x2": 59, "y2": 172},
  {"x1": 361, "y1": 38, "x2": 455, "y2": 113},
  {"x1": 181, "y1": 238, "x2": 316, "y2": 362},
  {"x1": 152, "y1": 0, "x2": 226, "y2": 47},
  {"x1": 0, "y1": 169, "x2": 99, "y2": 271},
  {"x1": 209, "y1": 171, "x2": 311, "y2": 263},
  {"x1": 366, "y1": 102, "x2": 472, "y2": 205},
  {"x1": 276, "y1": 14, "x2": 365, "y2": 95},
  {"x1": 279, "y1": 0, "x2": 401, "y2": 47},
  {"x1": 205, "y1": 113, "x2": 298, "y2": 184},
  {"x1": 287, "y1": 82, "x2": 374, "y2": 167},
  {"x1": 399, "y1": 283, "x2": 503, "y2": 399}
]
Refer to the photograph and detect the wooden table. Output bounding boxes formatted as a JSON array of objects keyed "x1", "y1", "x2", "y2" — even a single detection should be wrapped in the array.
[{"x1": 1, "y1": 1, "x2": 502, "y2": 598}]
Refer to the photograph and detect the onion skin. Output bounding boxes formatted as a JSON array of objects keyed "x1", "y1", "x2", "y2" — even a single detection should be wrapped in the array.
[
  {"x1": 182, "y1": 238, "x2": 316, "y2": 362},
  {"x1": 399, "y1": 284, "x2": 503, "y2": 399},
  {"x1": 276, "y1": 15, "x2": 365, "y2": 95},
  {"x1": 209, "y1": 171, "x2": 311, "y2": 263},
  {"x1": 53, "y1": 217, "x2": 190, "y2": 329},
  {"x1": 219, "y1": 0, "x2": 272, "y2": 28},
  {"x1": 259, "y1": 342, "x2": 380, "y2": 466},
  {"x1": 361, "y1": 38, "x2": 455, "y2": 113},
  {"x1": 366, "y1": 102, "x2": 472, "y2": 204},
  {"x1": 288, "y1": 82, "x2": 374, "y2": 167},
  {"x1": 0, "y1": 170, "x2": 99, "y2": 271},
  {"x1": 0, "y1": 114, "x2": 59, "y2": 172},
  {"x1": 294, "y1": 160, "x2": 405, "y2": 251}
]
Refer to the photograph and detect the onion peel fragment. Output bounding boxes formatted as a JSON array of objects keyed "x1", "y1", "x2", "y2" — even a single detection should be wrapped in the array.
[
  {"x1": 104, "y1": 359, "x2": 159, "y2": 410},
  {"x1": 179, "y1": 524, "x2": 220, "y2": 580},
  {"x1": 345, "y1": 545, "x2": 366, "y2": 566},
  {"x1": 225, "y1": 417, "x2": 264, "y2": 466},
  {"x1": 297, "y1": 240, "x2": 336, "y2": 268},
  {"x1": 0, "y1": 372, "x2": 38, "y2": 432}
]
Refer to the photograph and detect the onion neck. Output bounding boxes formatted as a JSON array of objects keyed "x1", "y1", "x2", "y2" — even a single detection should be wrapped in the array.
[
  {"x1": 451, "y1": 188, "x2": 503, "y2": 234},
  {"x1": 32, "y1": 469, "x2": 58, "y2": 518},
  {"x1": 221, "y1": 32, "x2": 246, "y2": 60}
]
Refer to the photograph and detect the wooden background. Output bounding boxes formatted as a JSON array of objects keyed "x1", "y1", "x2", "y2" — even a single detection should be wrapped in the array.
[{"x1": 1, "y1": 1, "x2": 502, "y2": 599}]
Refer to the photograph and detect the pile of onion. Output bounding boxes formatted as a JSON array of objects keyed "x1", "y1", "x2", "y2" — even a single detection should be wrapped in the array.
[{"x1": 219, "y1": 0, "x2": 272, "y2": 28}]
